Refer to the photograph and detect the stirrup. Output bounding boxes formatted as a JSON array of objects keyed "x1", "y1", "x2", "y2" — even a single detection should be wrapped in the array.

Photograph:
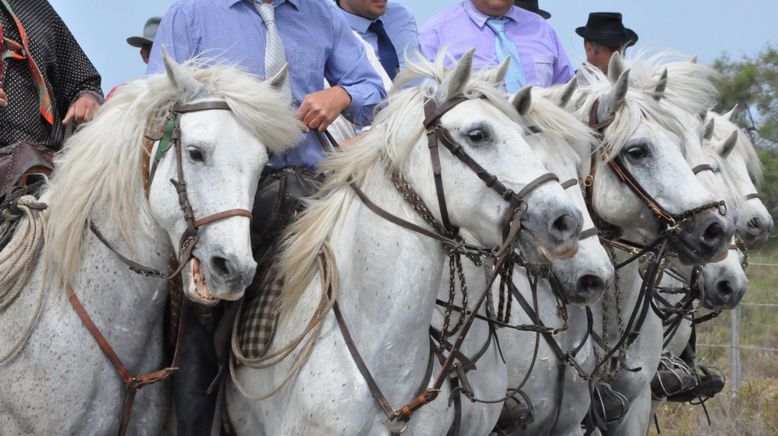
[
  {"x1": 495, "y1": 391, "x2": 534, "y2": 432},
  {"x1": 591, "y1": 382, "x2": 629, "y2": 425},
  {"x1": 666, "y1": 364, "x2": 725, "y2": 403},
  {"x1": 651, "y1": 354, "x2": 698, "y2": 399}
]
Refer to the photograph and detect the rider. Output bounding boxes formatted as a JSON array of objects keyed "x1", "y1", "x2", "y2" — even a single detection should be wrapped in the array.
[
  {"x1": 575, "y1": 12, "x2": 638, "y2": 74},
  {"x1": 419, "y1": 0, "x2": 573, "y2": 90},
  {"x1": 146, "y1": 0, "x2": 386, "y2": 434},
  {"x1": 0, "y1": 0, "x2": 103, "y2": 149},
  {"x1": 126, "y1": 16, "x2": 161, "y2": 65}
]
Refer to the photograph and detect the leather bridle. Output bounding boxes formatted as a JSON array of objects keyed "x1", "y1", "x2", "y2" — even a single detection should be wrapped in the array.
[
  {"x1": 69, "y1": 100, "x2": 252, "y2": 436},
  {"x1": 583, "y1": 99, "x2": 726, "y2": 236},
  {"x1": 422, "y1": 94, "x2": 559, "y2": 236}
]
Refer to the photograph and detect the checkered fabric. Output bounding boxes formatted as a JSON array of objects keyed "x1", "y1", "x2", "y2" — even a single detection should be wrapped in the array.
[{"x1": 238, "y1": 265, "x2": 283, "y2": 359}]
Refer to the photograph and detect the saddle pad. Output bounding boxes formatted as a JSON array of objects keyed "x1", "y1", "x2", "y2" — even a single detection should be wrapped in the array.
[{"x1": 237, "y1": 265, "x2": 283, "y2": 359}]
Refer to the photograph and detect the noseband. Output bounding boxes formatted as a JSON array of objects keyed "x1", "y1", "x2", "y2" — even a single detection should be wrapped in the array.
[{"x1": 92, "y1": 100, "x2": 252, "y2": 279}]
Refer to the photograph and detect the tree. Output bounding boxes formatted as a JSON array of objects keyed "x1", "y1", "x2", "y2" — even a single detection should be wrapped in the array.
[{"x1": 713, "y1": 45, "x2": 778, "y2": 148}]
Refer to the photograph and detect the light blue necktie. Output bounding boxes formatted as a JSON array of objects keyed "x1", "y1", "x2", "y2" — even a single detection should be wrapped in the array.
[{"x1": 485, "y1": 18, "x2": 525, "y2": 92}]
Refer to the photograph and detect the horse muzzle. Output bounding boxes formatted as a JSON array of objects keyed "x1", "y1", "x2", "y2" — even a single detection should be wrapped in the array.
[
  {"x1": 672, "y1": 210, "x2": 734, "y2": 265},
  {"x1": 182, "y1": 253, "x2": 256, "y2": 305}
]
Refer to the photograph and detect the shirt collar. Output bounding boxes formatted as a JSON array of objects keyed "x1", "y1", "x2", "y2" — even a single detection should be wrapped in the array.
[
  {"x1": 340, "y1": 9, "x2": 374, "y2": 34},
  {"x1": 463, "y1": 0, "x2": 520, "y2": 28},
  {"x1": 228, "y1": 0, "x2": 299, "y2": 10}
]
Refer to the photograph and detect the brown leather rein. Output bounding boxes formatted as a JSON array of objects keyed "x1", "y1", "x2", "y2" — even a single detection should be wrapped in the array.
[
  {"x1": 318, "y1": 93, "x2": 559, "y2": 433},
  {"x1": 69, "y1": 100, "x2": 251, "y2": 436}
]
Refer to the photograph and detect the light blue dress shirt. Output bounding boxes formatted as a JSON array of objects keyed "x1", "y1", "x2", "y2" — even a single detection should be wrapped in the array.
[
  {"x1": 147, "y1": 0, "x2": 387, "y2": 168},
  {"x1": 419, "y1": 1, "x2": 573, "y2": 88},
  {"x1": 337, "y1": 2, "x2": 420, "y2": 71}
]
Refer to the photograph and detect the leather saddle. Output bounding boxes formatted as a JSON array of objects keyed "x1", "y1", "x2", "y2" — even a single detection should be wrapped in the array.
[{"x1": 0, "y1": 141, "x2": 55, "y2": 203}]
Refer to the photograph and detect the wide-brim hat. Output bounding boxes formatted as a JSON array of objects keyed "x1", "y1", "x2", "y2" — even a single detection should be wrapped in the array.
[
  {"x1": 576, "y1": 12, "x2": 638, "y2": 50},
  {"x1": 127, "y1": 17, "x2": 161, "y2": 48},
  {"x1": 514, "y1": 0, "x2": 551, "y2": 19}
]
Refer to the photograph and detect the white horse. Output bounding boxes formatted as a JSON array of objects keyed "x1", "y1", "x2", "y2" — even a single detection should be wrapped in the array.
[
  {"x1": 705, "y1": 110, "x2": 774, "y2": 247},
  {"x1": 0, "y1": 56, "x2": 300, "y2": 435},
  {"x1": 492, "y1": 83, "x2": 614, "y2": 436},
  {"x1": 568, "y1": 54, "x2": 734, "y2": 435},
  {"x1": 225, "y1": 52, "x2": 583, "y2": 435}
]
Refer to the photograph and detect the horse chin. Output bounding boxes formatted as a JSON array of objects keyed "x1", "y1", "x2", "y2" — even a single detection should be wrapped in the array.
[{"x1": 182, "y1": 257, "x2": 220, "y2": 307}]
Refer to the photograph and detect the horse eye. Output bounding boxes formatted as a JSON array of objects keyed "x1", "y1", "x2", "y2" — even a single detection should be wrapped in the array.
[
  {"x1": 624, "y1": 145, "x2": 649, "y2": 161},
  {"x1": 466, "y1": 128, "x2": 490, "y2": 143},
  {"x1": 188, "y1": 147, "x2": 205, "y2": 162}
]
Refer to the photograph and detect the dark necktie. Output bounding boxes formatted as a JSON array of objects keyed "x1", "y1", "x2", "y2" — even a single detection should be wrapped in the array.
[{"x1": 367, "y1": 19, "x2": 399, "y2": 80}]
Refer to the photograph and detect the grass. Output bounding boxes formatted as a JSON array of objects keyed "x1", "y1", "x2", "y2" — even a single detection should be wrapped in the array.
[{"x1": 651, "y1": 240, "x2": 778, "y2": 435}]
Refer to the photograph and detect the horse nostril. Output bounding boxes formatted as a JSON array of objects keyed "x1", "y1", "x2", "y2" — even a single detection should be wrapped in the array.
[
  {"x1": 210, "y1": 256, "x2": 233, "y2": 278},
  {"x1": 702, "y1": 222, "x2": 724, "y2": 243},
  {"x1": 551, "y1": 214, "x2": 574, "y2": 235},
  {"x1": 577, "y1": 274, "x2": 605, "y2": 295},
  {"x1": 716, "y1": 280, "x2": 734, "y2": 296},
  {"x1": 748, "y1": 217, "x2": 762, "y2": 231}
]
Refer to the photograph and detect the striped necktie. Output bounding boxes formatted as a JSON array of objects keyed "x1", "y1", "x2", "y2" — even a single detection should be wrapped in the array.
[
  {"x1": 485, "y1": 17, "x2": 526, "y2": 92},
  {"x1": 0, "y1": 0, "x2": 54, "y2": 124},
  {"x1": 256, "y1": 1, "x2": 290, "y2": 94}
]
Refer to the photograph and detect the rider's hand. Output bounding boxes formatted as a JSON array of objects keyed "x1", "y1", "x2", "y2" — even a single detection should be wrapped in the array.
[
  {"x1": 0, "y1": 88, "x2": 7, "y2": 107},
  {"x1": 297, "y1": 86, "x2": 352, "y2": 132},
  {"x1": 63, "y1": 93, "x2": 100, "y2": 125}
]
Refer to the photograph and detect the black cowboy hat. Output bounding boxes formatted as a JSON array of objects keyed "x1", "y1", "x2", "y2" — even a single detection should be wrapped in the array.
[
  {"x1": 576, "y1": 12, "x2": 638, "y2": 50},
  {"x1": 127, "y1": 17, "x2": 161, "y2": 48},
  {"x1": 514, "y1": 0, "x2": 551, "y2": 19}
]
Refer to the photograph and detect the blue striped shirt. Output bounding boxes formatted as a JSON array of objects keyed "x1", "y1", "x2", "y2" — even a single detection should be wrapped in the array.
[{"x1": 147, "y1": 0, "x2": 387, "y2": 168}]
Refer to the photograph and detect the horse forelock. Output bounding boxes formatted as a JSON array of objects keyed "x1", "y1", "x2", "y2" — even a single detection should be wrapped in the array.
[
  {"x1": 572, "y1": 68, "x2": 687, "y2": 160},
  {"x1": 277, "y1": 52, "x2": 514, "y2": 311},
  {"x1": 44, "y1": 62, "x2": 300, "y2": 285}
]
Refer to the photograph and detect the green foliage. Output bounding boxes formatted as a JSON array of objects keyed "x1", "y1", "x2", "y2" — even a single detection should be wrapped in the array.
[{"x1": 713, "y1": 45, "x2": 778, "y2": 147}]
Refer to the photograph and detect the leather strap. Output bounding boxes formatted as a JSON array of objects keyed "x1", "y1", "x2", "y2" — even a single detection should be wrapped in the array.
[
  {"x1": 193, "y1": 208, "x2": 252, "y2": 228},
  {"x1": 560, "y1": 178, "x2": 579, "y2": 190},
  {"x1": 172, "y1": 100, "x2": 232, "y2": 113},
  {"x1": 67, "y1": 286, "x2": 186, "y2": 436},
  {"x1": 745, "y1": 193, "x2": 760, "y2": 201}
]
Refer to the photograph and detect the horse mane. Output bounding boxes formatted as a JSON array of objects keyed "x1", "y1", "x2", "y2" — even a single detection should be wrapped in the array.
[
  {"x1": 44, "y1": 61, "x2": 300, "y2": 285},
  {"x1": 626, "y1": 50, "x2": 720, "y2": 115},
  {"x1": 571, "y1": 63, "x2": 687, "y2": 159},
  {"x1": 277, "y1": 52, "x2": 516, "y2": 310},
  {"x1": 709, "y1": 112, "x2": 764, "y2": 185},
  {"x1": 528, "y1": 86, "x2": 596, "y2": 175}
]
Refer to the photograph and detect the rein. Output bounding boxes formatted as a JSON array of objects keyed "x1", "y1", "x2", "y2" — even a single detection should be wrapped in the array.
[
  {"x1": 315, "y1": 89, "x2": 559, "y2": 431},
  {"x1": 68, "y1": 100, "x2": 249, "y2": 436}
]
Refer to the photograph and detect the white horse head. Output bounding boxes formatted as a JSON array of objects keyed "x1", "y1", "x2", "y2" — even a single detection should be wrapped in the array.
[
  {"x1": 572, "y1": 53, "x2": 734, "y2": 264},
  {"x1": 705, "y1": 111, "x2": 773, "y2": 247},
  {"x1": 521, "y1": 83, "x2": 614, "y2": 304},
  {"x1": 45, "y1": 54, "x2": 301, "y2": 304}
]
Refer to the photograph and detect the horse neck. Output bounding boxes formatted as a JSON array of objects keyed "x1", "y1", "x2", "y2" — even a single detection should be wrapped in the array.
[
  {"x1": 329, "y1": 168, "x2": 448, "y2": 353},
  {"x1": 64, "y1": 207, "x2": 172, "y2": 368}
]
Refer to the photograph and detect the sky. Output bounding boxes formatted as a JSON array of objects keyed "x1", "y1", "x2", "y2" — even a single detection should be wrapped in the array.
[{"x1": 48, "y1": 0, "x2": 778, "y2": 93}]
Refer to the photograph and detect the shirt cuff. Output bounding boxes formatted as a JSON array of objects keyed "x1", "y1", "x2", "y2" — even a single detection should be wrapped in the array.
[
  {"x1": 73, "y1": 89, "x2": 105, "y2": 105},
  {"x1": 339, "y1": 84, "x2": 382, "y2": 128}
]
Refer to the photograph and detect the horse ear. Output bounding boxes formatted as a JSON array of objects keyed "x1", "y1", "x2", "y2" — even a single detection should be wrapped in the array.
[
  {"x1": 162, "y1": 47, "x2": 203, "y2": 96},
  {"x1": 703, "y1": 118, "x2": 715, "y2": 141},
  {"x1": 607, "y1": 52, "x2": 626, "y2": 85},
  {"x1": 491, "y1": 58, "x2": 511, "y2": 87},
  {"x1": 609, "y1": 69, "x2": 630, "y2": 113},
  {"x1": 557, "y1": 78, "x2": 577, "y2": 107},
  {"x1": 690, "y1": 55, "x2": 698, "y2": 64},
  {"x1": 443, "y1": 49, "x2": 474, "y2": 98},
  {"x1": 723, "y1": 104, "x2": 738, "y2": 121},
  {"x1": 511, "y1": 86, "x2": 533, "y2": 116},
  {"x1": 719, "y1": 130, "x2": 738, "y2": 159},
  {"x1": 653, "y1": 68, "x2": 668, "y2": 101},
  {"x1": 268, "y1": 64, "x2": 289, "y2": 90}
]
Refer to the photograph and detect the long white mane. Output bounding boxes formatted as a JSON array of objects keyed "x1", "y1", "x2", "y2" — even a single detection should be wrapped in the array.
[
  {"x1": 45, "y1": 62, "x2": 301, "y2": 285},
  {"x1": 278, "y1": 53, "x2": 516, "y2": 309},
  {"x1": 571, "y1": 63, "x2": 687, "y2": 159},
  {"x1": 709, "y1": 111, "x2": 764, "y2": 185}
]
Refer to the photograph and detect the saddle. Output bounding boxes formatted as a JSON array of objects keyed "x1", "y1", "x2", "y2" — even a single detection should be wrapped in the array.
[{"x1": 0, "y1": 141, "x2": 54, "y2": 205}]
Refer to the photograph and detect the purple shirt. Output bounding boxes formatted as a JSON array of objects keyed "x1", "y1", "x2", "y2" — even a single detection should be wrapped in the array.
[{"x1": 419, "y1": 1, "x2": 573, "y2": 88}]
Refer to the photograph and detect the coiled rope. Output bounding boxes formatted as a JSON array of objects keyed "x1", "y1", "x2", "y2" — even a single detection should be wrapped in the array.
[{"x1": 0, "y1": 195, "x2": 49, "y2": 364}]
